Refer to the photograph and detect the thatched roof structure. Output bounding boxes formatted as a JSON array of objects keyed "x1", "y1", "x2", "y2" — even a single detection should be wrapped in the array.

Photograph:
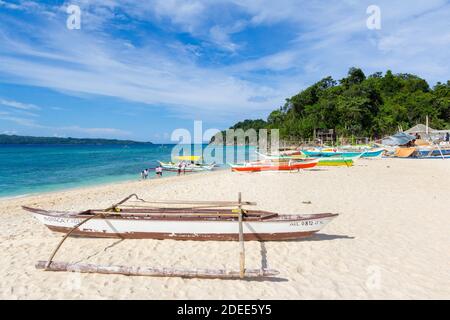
[{"x1": 405, "y1": 124, "x2": 436, "y2": 134}]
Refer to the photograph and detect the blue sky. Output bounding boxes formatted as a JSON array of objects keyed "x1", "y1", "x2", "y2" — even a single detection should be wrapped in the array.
[{"x1": 0, "y1": 0, "x2": 449, "y2": 142}]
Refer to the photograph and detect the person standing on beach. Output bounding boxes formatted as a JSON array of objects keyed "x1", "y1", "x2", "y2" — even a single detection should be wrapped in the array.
[
  {"x1": 177, "y1": 162, "x2": 182, "y2": 176},
  {"x1": 181, "y1": 161, "x2": 186, "y2": 175},
  {"x1": 143, "y1": 168, "x2": 148, "y2": 179},
  {"x1": 155, "y1": 165, "x2": 163, "y2": 178}
]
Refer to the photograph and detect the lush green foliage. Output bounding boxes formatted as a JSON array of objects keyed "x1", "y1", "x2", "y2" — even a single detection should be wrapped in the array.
[
  {"x1": 228, "y1": 68, "x2": 450, "y2": 140},
  {"x1": 0, "y1": 134, "x2": 152, "y2": 145}
]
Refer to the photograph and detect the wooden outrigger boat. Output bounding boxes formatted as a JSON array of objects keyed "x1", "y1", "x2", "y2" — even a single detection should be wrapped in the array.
[
  {"x1": 23, "y1": 197, "x2": 336, "y2": 241},
  {"x1": 158, "y1": 161, "x2": 215, "y2": 172},
  {"x1": 158, "y1": 155, "x2": 216, "y2": 172},
  {"x1": 316, "y1": 157, "x2": 354, "y2": 167},
  {"x1": 230, "y1": 158, "x2": 319, "y2": 172},
  {"x1": 24, "y1": 193, "x2": 339, "y2": 280},
  {"x1": 301, "y1": 147, "x2": 384, "y2": 158}
]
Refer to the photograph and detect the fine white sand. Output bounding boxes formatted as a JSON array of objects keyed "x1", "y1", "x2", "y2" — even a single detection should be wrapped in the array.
[{"x1": 0, "y1": 158, "x2": 449, "y2": 299}]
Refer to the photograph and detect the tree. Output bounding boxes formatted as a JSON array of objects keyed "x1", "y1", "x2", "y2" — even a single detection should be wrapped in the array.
[{"x1": 340, "y1": 67, "x2": 366, "y2": 87}]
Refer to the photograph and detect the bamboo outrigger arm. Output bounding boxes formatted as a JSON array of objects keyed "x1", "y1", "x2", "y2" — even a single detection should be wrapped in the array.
[
  {"x1": 44, "y1": 194, "x2": 140, "y2": 270},
  {"x1": 44, "y1": 213, "x2": 105, "y2": 270}
]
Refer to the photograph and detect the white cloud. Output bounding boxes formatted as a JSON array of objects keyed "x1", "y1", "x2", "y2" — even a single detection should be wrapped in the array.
[
  {"x1": 0, "y1": 112, "x2": 41, "y2": 127},
  {"x1": 1, "y1": 130, "x2": 18, "y2": 135},
  {"x1": 0, "y1": 98, "x2": 130, "y2": 137},
  {"x1": 0, "y1": 98, "x2": 41, "y2": 110},
  {"x1": 58, "y1": 126, "x2": 131, "y2": 136},
  {"x1": 0, "y1": 0, "x2": 20, "y2": 10},
  {"x1": 0, "y1": 112, "x2": 130, "y2": 137}
]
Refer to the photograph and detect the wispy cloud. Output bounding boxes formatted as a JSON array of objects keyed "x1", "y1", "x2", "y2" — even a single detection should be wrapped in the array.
[
  {"x1": 0, "y1": 111, "x2": 41, "y2": 127},
  {"x1": 57, "y1": 126, "x2": 131, "y2": 136},
  {"x1": 0, "y1": 98, "x2": 41, "y2": 110},
  {"x1": 0, "y1": 97, "x2": 129, "y2": 137},
  {"x1": 0, "y1": 111, "x2": 130, "y2": 137},
  {"x1": 1, "y1": 130, "x2": 18, "y2": 135}
]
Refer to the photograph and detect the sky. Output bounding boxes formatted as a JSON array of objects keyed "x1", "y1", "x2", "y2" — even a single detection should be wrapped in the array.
[{"x1": 0, "y1": 0, "x2": 449, "y2": 142}]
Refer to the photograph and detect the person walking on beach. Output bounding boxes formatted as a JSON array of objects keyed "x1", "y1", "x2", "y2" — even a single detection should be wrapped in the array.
[
  {"x1": 155, "y1": 165, "x2": 163, "y2": 178},
  {"x1": 143, "y1": 168, "x2": 148, "y2": 179},
  {"x1": 181, "y1": 161, "x2": 186, "y2": 175},
  {"x1": 177, "y1": 162, "x2": 182, "y2": 176},
  {"x1": 140, "y1": 170, "x2": 145, "y2": 180},
  {"x1": 446, "y1": 132, "x2": 450, "y2": 142}
]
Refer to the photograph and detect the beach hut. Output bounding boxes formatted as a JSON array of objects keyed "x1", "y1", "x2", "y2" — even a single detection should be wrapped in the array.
[{"x1": 405, "y1": 124, "x2": 450, "y2": 141}]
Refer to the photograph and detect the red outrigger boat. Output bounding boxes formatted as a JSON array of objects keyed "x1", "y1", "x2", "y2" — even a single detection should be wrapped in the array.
[{"x1": 230, "y1": 158, "x2": 319, "y2": 172}]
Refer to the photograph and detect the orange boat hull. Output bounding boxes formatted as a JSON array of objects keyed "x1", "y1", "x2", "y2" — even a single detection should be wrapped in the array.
[{"x1": 231, "y1": 160, "x2": 318, "y2": 172}]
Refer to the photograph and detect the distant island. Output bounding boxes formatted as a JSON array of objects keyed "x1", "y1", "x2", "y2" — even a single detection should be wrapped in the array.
[{"x1": 0, "y1": 134, "x2": 153, "y2": 145}]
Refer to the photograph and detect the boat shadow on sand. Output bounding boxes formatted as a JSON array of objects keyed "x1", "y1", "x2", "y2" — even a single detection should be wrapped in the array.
[
  {"x1": 251, "y1": 234, "x2": 354, "y2": 282},
  {"x1": 294, "y1": 233, "x2": 354, "y2": 242}
]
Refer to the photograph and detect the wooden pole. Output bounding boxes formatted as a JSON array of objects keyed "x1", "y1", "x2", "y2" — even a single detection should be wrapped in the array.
[
  {"x1": 238, "y1": 192, "x2": 245, "y2": 279},
  {"x1": 434, "y1": 141, "x2": 445, "y2": 160},
  {"x1": 36, "y1": 261, "x2": 279, "y2": 279}
]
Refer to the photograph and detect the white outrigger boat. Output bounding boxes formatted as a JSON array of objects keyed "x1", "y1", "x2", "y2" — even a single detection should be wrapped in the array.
[
  {"x1": 158, "y1": 155, "x2": 216, "y2": 172},
  {"x1": 25, "y1": 194, "x2": 338, "y2": 279},
  {"x1": 23, "y1": 194, "x2": 338, "y2": 241}
]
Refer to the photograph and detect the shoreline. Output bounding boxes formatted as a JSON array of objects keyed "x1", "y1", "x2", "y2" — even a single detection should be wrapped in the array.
[{"x1": 0, "y1": 167, "x2": 227, "y2": 203}]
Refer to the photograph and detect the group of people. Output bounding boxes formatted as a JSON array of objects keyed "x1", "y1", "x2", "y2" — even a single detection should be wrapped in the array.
[
  {"x1": 140, "y1": 160, "x2": 196, "y2": 180},
  {"x1": 140, "y1": 165, "x2": 163, "y2": 180}
]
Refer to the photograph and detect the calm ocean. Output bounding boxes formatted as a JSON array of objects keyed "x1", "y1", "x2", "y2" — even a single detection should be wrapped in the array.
[{"x1": 0, "y1": 144, "x2": 255, "y2": 198}]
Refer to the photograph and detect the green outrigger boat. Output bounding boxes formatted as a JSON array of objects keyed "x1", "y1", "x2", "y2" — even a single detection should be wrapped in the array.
[{"x1": 316, "y1": 157, "x2": 354, "y2": 167}]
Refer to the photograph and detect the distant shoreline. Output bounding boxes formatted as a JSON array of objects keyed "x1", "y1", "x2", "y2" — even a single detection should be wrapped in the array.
[{"x1": 0, "y1": 134, "x2": 153, "y2": 145}]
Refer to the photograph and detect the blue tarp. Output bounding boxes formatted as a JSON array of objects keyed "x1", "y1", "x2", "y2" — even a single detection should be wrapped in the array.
[{"x1": 381, "y1": 132, "x2": 416, "y2": 146}]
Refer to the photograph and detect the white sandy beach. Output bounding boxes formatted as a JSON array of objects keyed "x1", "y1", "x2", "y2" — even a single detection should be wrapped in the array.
[{"x1": 0, "y1": 158, "x2": 449, "y2": 299}]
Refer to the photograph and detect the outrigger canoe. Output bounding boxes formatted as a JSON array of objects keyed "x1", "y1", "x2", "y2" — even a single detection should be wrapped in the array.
[
  {"x1": 158, "y1": 161, "x2": 215, "y2": 172},
  {"x1": 317, "y1": 158, "x2": 354, "y2": 166},
  {"x1": 22, "y1": 198, "x2": 338, "y2": 241},
  {"x1": 230, "y1": 158, "x2": 318, "y2": 172},
  {"x1": 302, "y1": 150, "x2": 361, "y2": 158},
  {"x1": 302, "y1": 148, "x2": 384, "y2": 158}
]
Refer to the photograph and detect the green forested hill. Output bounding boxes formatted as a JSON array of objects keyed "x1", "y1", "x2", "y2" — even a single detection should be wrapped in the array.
[{"x1": 222, "y1": 68, "x2": 450, "y2": 141}]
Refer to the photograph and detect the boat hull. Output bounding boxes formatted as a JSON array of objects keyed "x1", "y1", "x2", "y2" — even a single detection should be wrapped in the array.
[
  {"x1": 27, "y1": 208, "x2": 337, "y2": 241},
  {"x1": 231, "y1": 159, "x2": 318, "y2": 172},
  {"x1": 302, "y1": 148, "x2": 384, "y2": 158},
  {"x1": 158, "y1": 161, "x2": 215, "y2": 172},
  {"x1": 360, "y1": 148, "x2": 384, "y2": 158},
  {"x1": 302, "y1": 150, "x2": 361, "y2": 158},
  {"x1": 317, "y1": 158, "x2": 353, "y2": 166},
  {"x1": 417, "y1": 148, "x2": 450, "y2": 156}
]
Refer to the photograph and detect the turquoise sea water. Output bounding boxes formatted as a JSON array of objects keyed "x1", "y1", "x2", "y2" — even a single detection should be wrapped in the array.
[{"x1": 0, "y1": 144, "x2": 255, "y2": 198}]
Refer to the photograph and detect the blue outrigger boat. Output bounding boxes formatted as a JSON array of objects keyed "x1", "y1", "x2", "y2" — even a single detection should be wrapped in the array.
[{"x1": 302, "y1": 148, "x2": 384, "y2": 158}]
